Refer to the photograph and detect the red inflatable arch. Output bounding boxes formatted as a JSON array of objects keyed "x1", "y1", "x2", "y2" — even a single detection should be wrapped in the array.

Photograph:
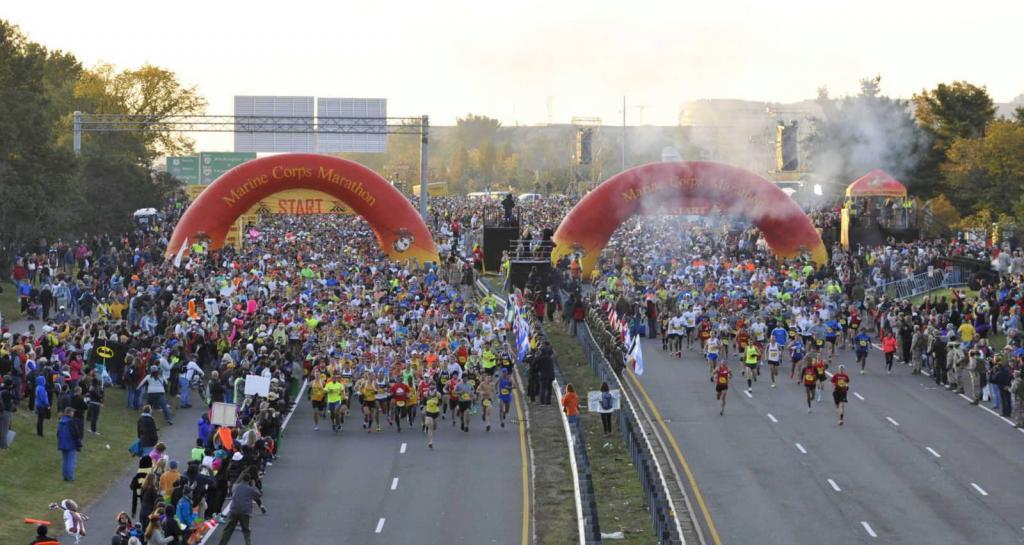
[
  {"x1": 166, "y1": 154, "x2": 438, "y2": 264},
  {"x1": 551, "y1": 161, "x2": 827, "y2": 276}
]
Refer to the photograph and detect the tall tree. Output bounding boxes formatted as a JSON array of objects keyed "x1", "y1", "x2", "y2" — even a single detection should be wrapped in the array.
[
  {"x1": 75, "y1": 63, "x2": 207, "y2": 160},
  {"x1": 455, "y1": 114, "x2": 501, "y2": 149},
  {"x1": 942, "y1": 120, "x2": 1024, "y2": 215},
  {"x1": 912, "y1": 81, "x2": 996, "y2": 198}
]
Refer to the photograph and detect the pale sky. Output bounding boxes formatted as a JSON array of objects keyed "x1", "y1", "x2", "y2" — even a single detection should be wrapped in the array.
[{"x1": 7, "y1": 0, "x2": 1023, "y2": 151}]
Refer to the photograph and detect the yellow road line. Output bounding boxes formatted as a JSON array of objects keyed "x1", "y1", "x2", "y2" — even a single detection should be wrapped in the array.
[
  {"x1": 626, "y1": 370, "x2": 724, "y2": 545},
  {"x1": 513, "y1": 387, "x2": 530, "y2": 545}
]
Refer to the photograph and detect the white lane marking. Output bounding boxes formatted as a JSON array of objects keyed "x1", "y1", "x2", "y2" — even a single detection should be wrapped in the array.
[
  {"x1": 1001, "y1": 416, "x2": 1015, "y2": 426},
  {"x1": 795, "y1": 443, "x2": 807, "y2": 454},
  {"x1": 958, "y1": 393, "x2": 973, "y2": 402},
  {"x1": 854, "y1": 392, "x2": 865, "y2": 401},
  {"x1": 744, "y1": 390, "x2": 753, "y2": 398},
  {"x1": 375, "y1": 518, "x2": 386, "y2": 533},
  {"x1": 971, "y1": 483, "x2": 989, "y2": 496},
  {"x1": 827, "y1": 478, "x2": 841, "y2": 492},
  {"x1": 767, "y1": 413, "x2": 778, "y2": 423},
  {"x1": 925, "y1": 447, "x2": 941, "y2": 458},
  {"x1": 886, "y1": 417, "x2": 900, "y2": 427},
  {"x1": 979, "y1": 406, "x2": 1016, "y2": 426},
  {"x1": 400, "y1": 442, "x2": 407, "y2": 454},
  {"x1": 982, "y1": 406, "x2": 1001, "y2": 417},
  {"x1": 871, "y1": 343, "x2": 883, "y2": 350},
  {"x1": 922, "y1": 370, "x2": 931, "y2": 376},
  {"x1": 825, "y1": 370, "x2": 834, "y2": 378},
  {"x1": 391, "y1": 477, "x2": 399, "y2": 490},
  {"x1": 861, "y1": 521, "x2": 877, "y2": 538}
]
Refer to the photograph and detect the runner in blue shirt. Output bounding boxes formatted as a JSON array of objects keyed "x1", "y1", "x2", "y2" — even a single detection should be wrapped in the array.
[
  {"x1": 854, "y1": 331, "x2": 872, "y2": 374},
  {"x1": 789, "y1": 336, "x2": 806, "y2": 382}
]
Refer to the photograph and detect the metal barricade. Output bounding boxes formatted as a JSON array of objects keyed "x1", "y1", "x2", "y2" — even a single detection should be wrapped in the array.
[
  {"x1": 867, "y1": 266, "x2": 968, "y2": 300},
  {"x1": 575, "y1": 321, "x2": 688, "y2": 545}
]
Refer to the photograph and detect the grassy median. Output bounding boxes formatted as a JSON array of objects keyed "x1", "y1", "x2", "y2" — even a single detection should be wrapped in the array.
[
  {"x1": 544, "y1": 322, "x2": 657, "y2": 545},
  {"x1": 1, "y1": 280, "x2": 20, "y2": 324},
  {"x1": 523, "y1": 374, "x2": 579, "y2": 544},
  {"x1": 0, "y1": 388, "x2": 138, "y2": 540}
]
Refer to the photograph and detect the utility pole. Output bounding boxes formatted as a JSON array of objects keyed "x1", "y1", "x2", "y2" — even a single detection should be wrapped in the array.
[
  {"x1": 73, "y1": 111, "x2": 82, "y2": 154},
  {"x1": 419, "y1": 115, "x2": 429, "y2": 220},
  {"x1": 621, "y1": 96, "x2": 626, "y2": 172}
]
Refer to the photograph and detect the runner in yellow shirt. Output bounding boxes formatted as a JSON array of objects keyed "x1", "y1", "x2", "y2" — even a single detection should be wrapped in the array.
[
  {"x1": 324, "y1": 375, "x2": 346, "y2": 433},
  {"x1": 309, "y1": 373, "x2": 327, "y2": 431}
]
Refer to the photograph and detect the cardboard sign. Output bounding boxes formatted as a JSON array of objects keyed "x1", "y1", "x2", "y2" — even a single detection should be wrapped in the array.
[
  {"x1": 210, "y1": 402, "x2": 237, "y2": 427},
  {"x1": 587, "y1": 390, "x2": 621, "y2": 413},
  {"x1": 243, "y1": 374, "x2": 271, "y2": 397}
]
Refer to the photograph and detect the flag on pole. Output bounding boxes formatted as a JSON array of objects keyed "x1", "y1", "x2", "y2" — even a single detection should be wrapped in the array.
[
  {"x1": 627, "y1": 334, "x2": 645, "y2": 376},
  {"x1": 516, "y1": 323, "x2": 531, "y2": 362},
  {"x1": 173, "y1": 237, "x2": 188, "y2": 268}
]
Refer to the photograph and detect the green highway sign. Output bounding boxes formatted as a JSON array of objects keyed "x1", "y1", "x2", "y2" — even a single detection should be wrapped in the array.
[
  {"x1": 199, "y1": 152, "x2": 256, "y2": 184},
  {"x1": 166, "y1": 156, "x2": 200, "y2": 184}
]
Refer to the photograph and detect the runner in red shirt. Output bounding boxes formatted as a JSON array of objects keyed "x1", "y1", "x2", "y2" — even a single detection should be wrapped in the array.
[
  {"x1": 830, "y1": 364, "x2": 850, "y2": 425},
  {"x1": 812, "y1": 356, "x2": 829, "y2": 403},
  {"x1": 714, "y1": 362, "x2": 732, "y2": 416},
  {"x1": 801, "y1": 362, "x2": 818, "y2": 413},
  {"x1": 389, "y1": 380, "x2": 411, "y2": 432}
]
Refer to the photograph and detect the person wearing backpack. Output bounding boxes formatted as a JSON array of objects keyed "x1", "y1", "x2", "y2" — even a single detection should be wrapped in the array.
[{"x1": 598, "y1": 382, "x2": 614, "y2": 435}]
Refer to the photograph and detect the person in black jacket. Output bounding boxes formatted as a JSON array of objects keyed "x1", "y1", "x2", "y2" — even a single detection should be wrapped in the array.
[
  {"x1": 536, "y1": 341, "x2": 555, "y2": 405},
  {"x1": 136, "y1": 405, "x2": 159, "y2": 452},
  {"x1": 990, "y1": 358, "x2": 1013, "y2": 417}
]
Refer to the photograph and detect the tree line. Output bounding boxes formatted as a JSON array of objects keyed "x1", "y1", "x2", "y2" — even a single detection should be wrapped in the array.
[{"x1": 0, "y1": 20, "x2": 204, "y2": 261}]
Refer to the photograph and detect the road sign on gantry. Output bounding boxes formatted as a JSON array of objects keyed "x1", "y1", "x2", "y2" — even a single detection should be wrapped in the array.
[
  {"x1": 199, "y1": 152, "x2": 257, "y2": 184},
  {"x1": 167, "y1": 156, "x2": 200, "y2": 184},
  {"x1": 316, "y1": 97, "x2": 387, "y2": 153},
  {"x1": 234, "y1": 95, "x2": 316, "y2": 152}
]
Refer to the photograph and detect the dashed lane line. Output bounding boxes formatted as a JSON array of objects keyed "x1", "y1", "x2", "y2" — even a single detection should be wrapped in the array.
[
  {"x1": 795, "y1": 443, "x2": 807, "y2": 454},
  {"x1": 827, "y1": 478, "x2": 842, "y2": 492},
  {"x1": 885, "y1": 417, "x2": 900, "y2": 427},
  {"x1": 971, "y1": 483, "x2": 989, "y2": 496},
  {"x1": 925, "y1": 447, "x2": 941, "y2": 458},
  {"x1": 861, "y1": 521, "x2": 878, "y2": 538},
  {"x1": 375, "y1": 518, "x2": 386, "y2": 533},
  {"x1": 391, "y1": 477, "x2": 399, "y2": 490},
  {"x1": 766, "y1": 413, "x2": 778, "y2": 423}
]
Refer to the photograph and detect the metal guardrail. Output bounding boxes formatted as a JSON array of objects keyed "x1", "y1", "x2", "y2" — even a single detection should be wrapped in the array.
[
  {"x1": 866, "y1": 267, "x2": 967, "y2": 300},
  {"x1": 554, "y1": 379, "x2": 599, "y2": 545},
  {"x1": 576, "y1": 321, "x2": 692, "y2": 545}
]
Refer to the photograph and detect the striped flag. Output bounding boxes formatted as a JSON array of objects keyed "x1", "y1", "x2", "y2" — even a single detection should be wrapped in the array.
[{"x1": 627, "y1": 333, "x2": 645, "y2": 376}]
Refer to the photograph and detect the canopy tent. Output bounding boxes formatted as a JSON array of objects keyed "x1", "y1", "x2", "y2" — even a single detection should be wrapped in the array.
[{"x1": 845, "y1": 169, "x2": 907, "y2": 198}]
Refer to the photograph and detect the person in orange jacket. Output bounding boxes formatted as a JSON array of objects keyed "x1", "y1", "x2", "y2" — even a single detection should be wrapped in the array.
[{"x1": 881, "y1": 330, "x2": 898, "y2": 373}]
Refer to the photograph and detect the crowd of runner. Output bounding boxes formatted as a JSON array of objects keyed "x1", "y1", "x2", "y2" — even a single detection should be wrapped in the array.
[
  {"x1": 2, "y1": 193, "x2": 525, "y2": 545},
  {"x1": 6, "y1": 190, "x2": 1024, "y2": 544}
]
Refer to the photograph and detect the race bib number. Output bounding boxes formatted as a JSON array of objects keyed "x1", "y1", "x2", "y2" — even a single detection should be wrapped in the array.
[
  {"x1": 483, "y1": 399, "x2": 492, "y2": 407},
  {"x1": 396, "y1": 400, "x2": 406, "y2": 407},
  {"x1": 837, "y1": 380, "x2": 848, "y2": 389},
  {"x1": 501, "y1": 388, "x2": 510, "y2": 395},
  {"x1": 804, "y1": 373, "x2": 816, "y2": 383},
  {"x1": 461, "y1": 393, "x2": 471, "y2": 401},
  {"x1": 717, "y1": 375, "x2": 727, "y2": 385}
]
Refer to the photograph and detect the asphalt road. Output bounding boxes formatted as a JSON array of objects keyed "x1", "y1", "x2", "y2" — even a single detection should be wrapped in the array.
[
  {"x1": 225, "y1": 392, "x2": 527, "y2": 545},
  {"x1": 632, "y1": 336, "x2": 1024, "y2": 545}
]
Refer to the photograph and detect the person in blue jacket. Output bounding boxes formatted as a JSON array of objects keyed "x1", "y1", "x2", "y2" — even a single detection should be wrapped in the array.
[
  {"x1": 57, "y1": 407, "x2": 83, "y2": 481},
  {"x1": 35, "y1": 375, "x2": 50, "y2": 436}
]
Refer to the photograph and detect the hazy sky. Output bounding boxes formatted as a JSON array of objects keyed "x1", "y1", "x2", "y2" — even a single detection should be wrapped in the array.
[{"x1": 7, "y1": 0, "x2": 1023, "y2": 150}]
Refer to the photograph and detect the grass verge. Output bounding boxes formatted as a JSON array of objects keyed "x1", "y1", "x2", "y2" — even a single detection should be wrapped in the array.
[
  {"x1": 0, "y1": 388, "x2": 138, "y2": 540},
  {"x1": 1, "y1": 280, "x2": 20, "y2": 325},
  {"x1": 544, "y1": 322, "x2": 657, "y2": 545},
  {"x1": 523, "y1": 370, "x2": 579, "y2": 545}
]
